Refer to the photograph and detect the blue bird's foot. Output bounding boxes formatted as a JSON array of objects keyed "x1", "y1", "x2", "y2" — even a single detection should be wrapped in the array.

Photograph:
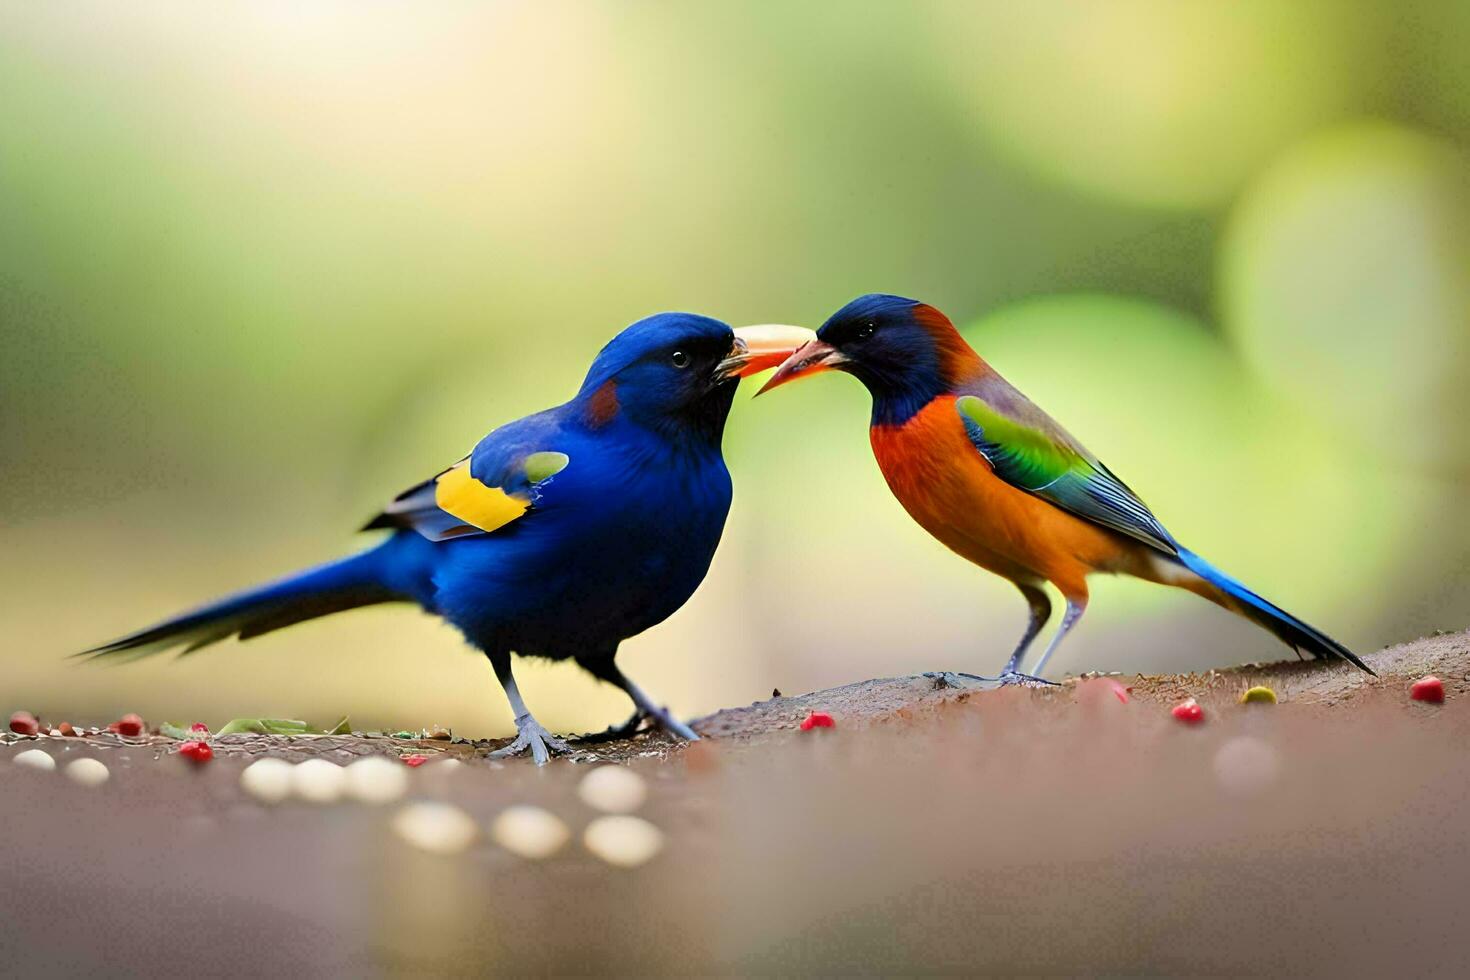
[
  {"x1": 646, "y1": 705, "x2": 699, "y2": 742},
  {"x1": 576, "y1": 710, "x2": 651, "y2": 744},
  {"x1": 489, "y1": 714, "x2": 575, "y2": 766}
]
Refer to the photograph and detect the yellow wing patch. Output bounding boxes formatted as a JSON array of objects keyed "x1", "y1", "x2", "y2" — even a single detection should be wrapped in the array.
[{"x1": 433, "y1": 462, "x2": 531, "y2": 534}]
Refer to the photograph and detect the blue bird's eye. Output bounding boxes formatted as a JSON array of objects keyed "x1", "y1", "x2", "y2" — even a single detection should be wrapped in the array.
[
  {"x1": 670, "y1": 350, "x2": 691, "y2": 368},
  {"x1": 855, "y1": 322, "x2": 875, "y2": 339}
]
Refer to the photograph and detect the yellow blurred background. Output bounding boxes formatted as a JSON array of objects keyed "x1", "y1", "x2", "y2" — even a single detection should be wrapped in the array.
[{"x1": 3, "y1": 1, "x2": 1467, "y2": 736}]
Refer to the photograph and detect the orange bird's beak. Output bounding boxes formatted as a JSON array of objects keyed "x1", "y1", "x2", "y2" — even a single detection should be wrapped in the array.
[
  {"x1": 717, "y1": 325, "x2": 817, "y2": 379},
  {"x1": 756, "y1": 339, "x2": 848, "y2": 395}
]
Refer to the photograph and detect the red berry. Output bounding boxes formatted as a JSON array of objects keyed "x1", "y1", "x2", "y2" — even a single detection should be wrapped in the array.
[
  {"x1": 799, "y1": 711, "x2": 835, "y2": 731},
  {"x1": 1171, "y1": 699, "x2": 1205, "y2": 725},
  {"x1": 1410, "y1": 676, "x2": 1445, "y2": 703},
  {"x1": 402, "y1": 754, "x2": 429, "y2": 767},
  {"x1": 179, "y1": 740, "x2": 213, "y2": 763},
  {"x1": 112, "y1": 714, "x2": 145, "y2": 737},
  {"x1": 8, "y1": 711, "x2": 39, "y2": 736},
  {"x1": 190, "y1": 722, "x2": 210, "y2": 734}
]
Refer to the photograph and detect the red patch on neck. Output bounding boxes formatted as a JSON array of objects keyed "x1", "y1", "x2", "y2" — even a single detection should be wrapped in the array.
[
  {"x1": 585, "y1": 380, "x2": 620, "y2": 428},
  {"x1": 911, "y1": 303, "x2": 987, "y2": 385}
]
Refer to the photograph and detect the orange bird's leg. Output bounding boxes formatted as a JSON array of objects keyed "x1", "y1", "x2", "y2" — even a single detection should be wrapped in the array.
[
  {"x1": 1000, "y1": 582, "x2": 1053, "y2": 677},
  {"x1": 1028, "y1": 593, "x2": 1088, "y2": 678}
]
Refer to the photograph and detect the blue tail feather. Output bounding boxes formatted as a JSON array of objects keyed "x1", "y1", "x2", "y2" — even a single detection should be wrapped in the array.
[
  {"x1": 1175, "y1": 548, "x2": 1373, "y2": 675},
  {"x1": 78, "y1": 533, "x2": 432, "y2": 661}
]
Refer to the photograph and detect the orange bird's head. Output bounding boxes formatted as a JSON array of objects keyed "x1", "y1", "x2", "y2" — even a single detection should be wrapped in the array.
[{"x1": 758, "y1": 294, "x2": 983, "y2": 426}]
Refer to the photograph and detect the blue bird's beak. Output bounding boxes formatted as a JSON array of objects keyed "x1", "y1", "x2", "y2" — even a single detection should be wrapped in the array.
[{"x1": 717, "y1": 325, "x2": 817, "y2": 380}]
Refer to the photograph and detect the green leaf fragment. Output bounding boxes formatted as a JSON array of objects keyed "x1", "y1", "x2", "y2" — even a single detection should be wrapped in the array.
[{"x1": 216, "y1": 718, "x2": 313, "y2": 736}]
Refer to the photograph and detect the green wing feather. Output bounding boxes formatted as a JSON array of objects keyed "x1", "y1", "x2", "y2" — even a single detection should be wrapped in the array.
[{"x1": 955, "y1": 394, "x2": 1177, "y2": 556}]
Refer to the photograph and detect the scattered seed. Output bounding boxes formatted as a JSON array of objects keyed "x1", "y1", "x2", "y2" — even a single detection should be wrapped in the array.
[
  {"x1": 344, "y1": 756, "x2": 409, "y2": 805},
  {"x1": 491, "y1": 805, "x2": 571, "y2": 860},
  {"x1": 240, "y1": 758, "x2": 294, "y2": 804},
  {"x1": 9, "y1": 711, "x2": 39, "y2": 736},
  {"x1": 57, "y1": 722, "x2": 78, "y2": 737},
  {"x1": 65, "y1": 758, "x2": 110, "y2": 787},
  {"x1": 179, "y1": 740, "x2": 213, "y2": 764},
  {"x1": 1171, "y1": 699, "x2": 1205, "y2": 725},
  {"x1": 393, "y1": 802, "x2": 478, "y2": 855},
  {"x1": 578, "y1": 766, "x2": 648, "y2": 814},
  {"x1": 799, "y1": 711, "x2": 835, "y2": 731},
  {"x1": 1410, "y1": 676, "x2": 1445, "y2": 703},
  {"x1": 291, "y1": 759, "x2": 347, "y2": 803},
  {"x1": 583, "y1": 815, "x2": 664, "y2": 868},
  {"x1": 12, "y1": 749, "x2": 55, "y2": 772},
  {"x1": 425, "y1": 725, "x2": 452, "y2": 741}
]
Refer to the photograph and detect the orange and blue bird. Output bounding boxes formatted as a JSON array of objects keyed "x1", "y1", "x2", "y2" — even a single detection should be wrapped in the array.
[
  {"x1": 81, "y1": 314, "x2": 813, "y2": 762},
  {"x1": 760, "y1": 294, "x2": 1371, "y2": 683}
]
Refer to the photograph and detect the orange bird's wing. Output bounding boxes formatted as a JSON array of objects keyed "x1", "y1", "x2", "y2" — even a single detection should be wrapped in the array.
[{"x1": 954, "y1": 389, "x2": 1178, "y2": 557}]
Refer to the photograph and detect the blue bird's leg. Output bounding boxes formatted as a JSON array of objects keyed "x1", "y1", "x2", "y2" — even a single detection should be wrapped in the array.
[
  {"x1": 485, "y1": 651, "x2": 572, "y2": 765},
  {"x1": 580, "y1": 657, "x2": 699, "y2": 742}
]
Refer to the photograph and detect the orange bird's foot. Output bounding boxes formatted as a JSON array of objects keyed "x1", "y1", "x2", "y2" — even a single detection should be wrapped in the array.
[{"x1": 925, "y1": 670, "x2": 1057, "y2": 691}]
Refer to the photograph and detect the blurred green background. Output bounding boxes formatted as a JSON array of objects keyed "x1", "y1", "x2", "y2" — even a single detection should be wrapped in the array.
[{"x1": 3, "y1": 1, "x2": 1468, "y2": 736}]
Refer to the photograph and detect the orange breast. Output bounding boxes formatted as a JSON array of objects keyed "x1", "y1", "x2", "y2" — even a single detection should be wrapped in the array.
[{"x1": 868, "y1": 396, "x2": 1133, "y2": 599}]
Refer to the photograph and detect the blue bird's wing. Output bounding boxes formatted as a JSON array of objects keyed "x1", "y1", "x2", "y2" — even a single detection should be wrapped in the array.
[{"x1": 363, "y1": 418, "x2": 571, "y2": 543}]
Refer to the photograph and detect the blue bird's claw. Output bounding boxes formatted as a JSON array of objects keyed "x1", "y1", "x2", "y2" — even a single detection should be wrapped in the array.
[{"x1": 489, "y1": 715, "x2": 575, "y2": 766}]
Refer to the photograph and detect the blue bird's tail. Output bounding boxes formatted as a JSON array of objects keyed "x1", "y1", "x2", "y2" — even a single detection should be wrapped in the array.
[
  {"x1": 1175, "y1": 547, "x2": 1373, "y2": 675},
  {"x1": 78, "y1": 534, "x2": 429, "y2": 662}
]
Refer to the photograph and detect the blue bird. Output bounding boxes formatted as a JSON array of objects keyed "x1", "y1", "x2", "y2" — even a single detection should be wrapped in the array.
[{"x1": 80, "y1": 314, "x2": 813, "y2": 763}]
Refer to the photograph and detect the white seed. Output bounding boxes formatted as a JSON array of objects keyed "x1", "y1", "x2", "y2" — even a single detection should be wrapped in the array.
[
  {"x1": 12, "y1": 749, "x2": 56, "y2": 772},
  {"x1": 577, "y1": 765, "x2": 648, "y2": 814},
  {"x1": 583, "y1": 815, "x2": 663, "y2": 868},
  {"x1": 239, "y1": 758, "x2": 294, "y2": 804},
  {"x1": 491, "y1": 805, "x2": 570, "y2": 860},
  {"x1": 1213, "y1": 735, "x2": 1282, "y2": 798},
  {"x1": 344, "y1": 756, "x2": 409, "y2": 805},
  {"x1": 291, "y1": 758, "x2": 347, "y2": 803},
  {"x1": 65, "y1": 758, "x2": 109, "y2": 787},
  {"x1": 392, "y1": 802, "x2": 478, "y2": 855}
]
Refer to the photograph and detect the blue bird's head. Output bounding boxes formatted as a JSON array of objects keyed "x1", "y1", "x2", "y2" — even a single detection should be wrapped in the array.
[
  {"x1": 577, "y1": 313, "x2": 813, "y2": 444},
  {"x1": 758, "y1": 293, "x2": 981, "y2": 426}
]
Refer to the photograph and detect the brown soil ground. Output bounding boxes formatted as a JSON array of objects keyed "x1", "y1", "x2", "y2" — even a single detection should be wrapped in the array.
[{"x1": 4, "y1": 631, "x2": 1469, "y2": 975}]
